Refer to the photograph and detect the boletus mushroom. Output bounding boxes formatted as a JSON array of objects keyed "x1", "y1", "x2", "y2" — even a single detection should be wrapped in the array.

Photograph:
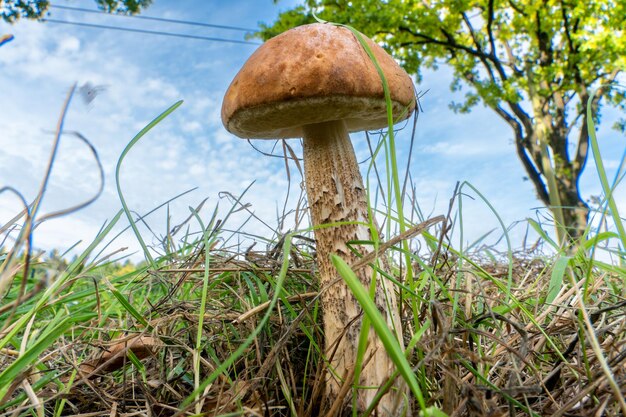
[{"x1": 222, "y1": 23, "x2": 415, "y2": 415}]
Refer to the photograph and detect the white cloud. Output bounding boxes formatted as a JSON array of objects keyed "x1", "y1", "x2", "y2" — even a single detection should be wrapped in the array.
[
  {"x1": 601, "y1": 159, "x2": 624, "y2": 170},
  {"x1": 56, "y1": 35, "x2": 81, "y2": 54},
  {"x1": 420, "y1": 139, "x2": 509, "y2": 157},
  {"x1": 0, "y1": 5, "x2": 292, "y2": 261},
  {"x1": 1, "y1": 0, "x2": 624, "y2": 262},
  {"x1": 181, "y1": 120, "x2": 202, "y2": 134}
]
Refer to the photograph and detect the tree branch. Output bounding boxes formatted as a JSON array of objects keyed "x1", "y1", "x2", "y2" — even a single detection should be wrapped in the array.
[
  {"x1": 573, "y1": 68, "x2": 621, "y2": 179},
  {"x1": 560, "y1": 0, "x2": 576, "y2": 54},
  {"x1": 500, "y1": 38, "x2": 523, "y2": 75},
  {"x1": 518, "y1": 135, "x2": 551, "y2": 205},
  {"x1": 461, "y1": 12, "x2": 498, "y2": 84},
  {"x1": 573, "y1": 113, "x2": 589, "y2": 179},
  {"x1": 507, "y1": 0, "x2": 527, "y2": 16},
  {"x1": 461, "y1": 71, "x2": 548, "y2": 204},
  {"x1": 398, "y1": 25, "x2": 484, "y2": 61},
  {"x1": 486, "y1": 0, "x2": 498, "y2": 57},
  {"x1": 495, "y1": 104, "x2": 550, "y2": 205}
]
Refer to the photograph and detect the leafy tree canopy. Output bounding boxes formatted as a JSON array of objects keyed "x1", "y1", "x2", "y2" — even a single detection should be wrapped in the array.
[
  {"x1": 259, "y1": 0, "x2": 625, "y2": 116},
  {"x1": 258, "y1": 0, "x2": 626, "y2": 242},
  {"x1": 1, "y1": 0, "x2": 152, "y2": 23}
]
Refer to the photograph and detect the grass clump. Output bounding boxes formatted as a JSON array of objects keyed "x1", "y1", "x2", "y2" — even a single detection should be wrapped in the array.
[{"x1": 1, "y1": 82, "x2": 625, "y2": 417}]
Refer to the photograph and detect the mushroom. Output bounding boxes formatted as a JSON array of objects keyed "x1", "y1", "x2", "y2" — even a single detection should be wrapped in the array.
[{"x1": 221, "y1": 23, "x2": 415, "y2": 414}]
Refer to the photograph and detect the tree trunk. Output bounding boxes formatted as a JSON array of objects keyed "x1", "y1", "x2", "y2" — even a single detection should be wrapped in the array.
[
  {"x1": 302, "y1": 120, "x2": 406, "y2": 416},
  {"x1": 556, "y1": 177, "x2": 589, "y2": 242},
  {"x1": 521, "y1": 126, "x2": 590, "y2": 246}
]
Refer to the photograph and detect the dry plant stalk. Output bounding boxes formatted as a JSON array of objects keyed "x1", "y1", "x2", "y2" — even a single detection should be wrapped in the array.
[{"x1": 79, "y1": 335, "x2": 161, "y2": 376}]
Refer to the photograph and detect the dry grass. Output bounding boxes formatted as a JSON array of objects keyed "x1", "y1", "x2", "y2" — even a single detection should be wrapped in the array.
[
  {"x1": 1, "y1": 85, "x2": 624, "y2": 417},
  {"x1": 2, "y1": 234, "x2": 624, "y2": 417}
]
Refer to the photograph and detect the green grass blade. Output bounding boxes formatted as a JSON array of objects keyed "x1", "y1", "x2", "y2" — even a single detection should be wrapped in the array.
[
  {"x1": 181, "y1": 230, "x2": 294, "y2": 408},
  {"x1": 459, "y1": 181, "x2": 513, "y2": 297},
  {"x1": 190, "y1": 206, "x2": 214, "y2": 412},
  {"x1": 0, "y1": 210, "x2": 123, "y2": 352},
  {"x1": 587, "y1": 88, "x2": 626, "y2": 250},
  {"x1": 115, "y1": 100, "x2": 184, "y2": 268},
  {"x1": 527, "y1": 218, "x2": 559, "y2": 250},
  {"x1": 105, "y1": 282, "x2": 150, "y2": 328},
  {"x1": 0, "y1": 317, "x2": 74, "y2": 396},
  {"x1": 331, "y1": 255, "x2": 426, "y2": 410},
  {"x1": 546, "y1": 256, "x2": 571, "y2": 305}
]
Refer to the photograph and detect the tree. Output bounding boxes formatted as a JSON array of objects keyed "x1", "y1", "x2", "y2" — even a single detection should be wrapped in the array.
[
  {"x1": 258, "y1": 0, "x2": 626, "y2": 246},
  {"x1": 1, "y1": 0, "x2": 152, "y2": 23}
]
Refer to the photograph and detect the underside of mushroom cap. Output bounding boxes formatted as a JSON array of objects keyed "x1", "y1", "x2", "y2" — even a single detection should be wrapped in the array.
[{"x1": 221, "y1": 23, "x2": 416, "y2": 139}]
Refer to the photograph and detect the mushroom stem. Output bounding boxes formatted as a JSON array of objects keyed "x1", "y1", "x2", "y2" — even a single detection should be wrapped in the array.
[{"x1": 302, "y1": 120, "x2": 405, "y2": 413}]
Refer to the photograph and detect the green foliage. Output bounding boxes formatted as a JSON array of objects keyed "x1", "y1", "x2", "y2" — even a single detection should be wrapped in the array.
[
  {"x1": 0, "y1": 0, "x2": 152, "y2": 23},
  {"x1": 0, "y1": 0, "x2": 48, "y2": 23},
  {"x1": 260, "y1": 0, "x2": 624, "y2": 119},
  {"x1": 260, "y1": 0, "x2": 626, "y2": 244},
  {"x1": 93, "y1": 0, "x2": 152, "y2": 14}
]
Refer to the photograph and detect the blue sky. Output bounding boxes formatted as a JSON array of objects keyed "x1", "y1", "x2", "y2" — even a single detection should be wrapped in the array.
[{"x1": 1, "y1": 1, "x2": 624, "y2": 261}]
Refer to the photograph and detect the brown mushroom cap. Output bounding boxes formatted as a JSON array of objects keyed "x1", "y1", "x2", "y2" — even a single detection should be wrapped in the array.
[{"x1": 221, "y1": 23, "x2": 415, "y2": 139}]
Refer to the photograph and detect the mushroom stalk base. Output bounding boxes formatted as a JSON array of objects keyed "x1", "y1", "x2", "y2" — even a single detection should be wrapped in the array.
[{"x1": 302, "y1": 120, "x2": 406, "y2": 415}]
